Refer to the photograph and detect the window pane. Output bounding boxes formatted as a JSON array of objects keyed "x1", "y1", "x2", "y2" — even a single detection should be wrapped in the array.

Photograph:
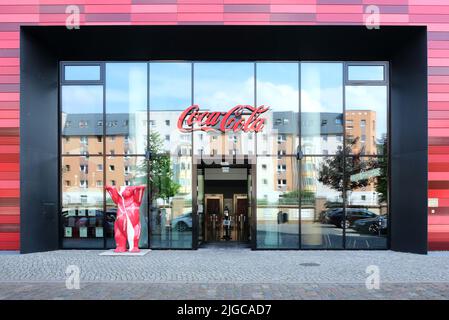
[
  {"x1": 150, "y1": 156, "x2": 192, "y2": 249},
  {"x1": 105, "y1": 63, "x2": 148, "y2": 155},
  {"x1": 105, "y1": 156, "x2": 148, "y2": 249},
  {"x1": 345, "y1": 86, "x2": 387, "y2": 156},
  {"x1": 348, "y1": 65, "x2": 384, "y2": 81},
  {"x1": 345, "y1": 156, "x2": 388, "y2": 249},
  {"x1": 150, "y1": 63, "x2": 192, "y2": 156},
  {"x1": 256, "y1": 63, "x2": 299, "y2": 156},
  {"x1": 61, "y1": 85, "x2": 103, "y2": 155},
  {"x1": 194, "y1": 62, "x2": 254, "y2": 111},
  {"x1": 192, "y1": 63, "x2": 256, "y2": 158},
  {"x1": 65, "y1": 65, "x2": 101, "y2": 81},
  {"x1": 194, "y1": 131, "x2": 255, "y2": 161},
  {"x1": 61, "y1": 156, "x2": 104, "y2": 248},
  {"x1": 150, "y1": 62, "x2": 191, "y2": 110},
  {"x1": 256, "y1": 156, "x2": 299, "y2": 249},
  {"x1": 301, "y1": 156, "x2": 344, "y2": 249},
  {"x1": 301, "y1": 63, "x2": 343, "y2": 155}
]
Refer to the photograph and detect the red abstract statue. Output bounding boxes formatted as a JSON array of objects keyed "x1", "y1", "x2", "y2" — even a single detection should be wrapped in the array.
[{"x1": 105, "y1": 185, "x2": 146, "y2": 253}]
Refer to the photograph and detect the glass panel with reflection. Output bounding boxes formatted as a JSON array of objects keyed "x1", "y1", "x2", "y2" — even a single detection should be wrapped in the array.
[
  {"x1": 65, "y1": 65, "x2": 101, "y2": 81},
  {"x1": 61, "y1": 85, "x2": 104, "y2": 155},
  {"x1": 150, "y1": 156, "x2": 193, "y2": 249},
  {"x1": 345, "y1": 86, "x2": 388, "y2": 156},
  {"x1": 256, "y1": 156, "x2": 300, "y2": 249},
  {"x1": 194, "y1": 62, "x2": 254, "y2": 111},
  {"x1": 193, "y1": 62, "x2": 255, "y2": 159},
  {"x1": 256, "y1": 62, "x2": 299, "y2": 156},
  {"x1": 105, "y1": 156, "x2": 148, "y2": 249},
  {"x1": 348, "y1": 65, "x2": 384, "y2": 82},
  {"x1": 105, "y1": 63, "x2": 148, "y2": 156},
  {"x1": 150, "y1": 62, "x2": 192, "y2": 156},
  {"x1": 61, "y1": 156, "x2": 104, "y2": 248},
  {"x1": 345, "y1": 156, "x2": 388, "y2": 249},
  {"x1": 300, "y1": 156, "x2": 344, "y2": 249},
  {"x1": 301, "y1": 63, "x2": 343, "y2": 156}
]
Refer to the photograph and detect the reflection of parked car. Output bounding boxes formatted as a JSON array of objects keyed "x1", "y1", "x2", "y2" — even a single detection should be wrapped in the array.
[
  {"x1": 324, "y1": 208, "x2": 377, "y2": 228},
  {"x1": 105, "y1": 208, "x2": 117, "y2": 236},
  {"x1": 353, "y1": 215, "x2": 388, "y2": 235},
  {"x1": 321, "y1": 208, "x2": 341, "y2": 223},
  {"x1": 171, "y1": 212, "x2": 192, "y2": 232}
]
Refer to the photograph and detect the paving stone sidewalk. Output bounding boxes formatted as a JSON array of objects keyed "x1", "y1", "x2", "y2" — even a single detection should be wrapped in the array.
[
  {"x1": 1, "y1": 282, "x2": 449, "y2": 300},
  {"x1": 0, "y1": 250, "x2": 448, "y2": 299}
]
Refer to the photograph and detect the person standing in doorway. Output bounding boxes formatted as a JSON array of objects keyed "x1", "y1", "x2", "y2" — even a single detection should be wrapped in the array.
[{"x1": 222, "y1": 206, "x2": 231, "y2": 241}]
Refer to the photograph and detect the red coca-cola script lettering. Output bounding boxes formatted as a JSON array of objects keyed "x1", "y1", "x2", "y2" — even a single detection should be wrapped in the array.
[{"x1": 177, "y1": 105, "x2": 269, "y2": 133}]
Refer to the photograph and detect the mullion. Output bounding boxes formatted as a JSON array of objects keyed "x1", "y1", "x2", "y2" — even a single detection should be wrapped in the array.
[{"x1": 102, "y1": 62, "x2": 106, "y2": 249}]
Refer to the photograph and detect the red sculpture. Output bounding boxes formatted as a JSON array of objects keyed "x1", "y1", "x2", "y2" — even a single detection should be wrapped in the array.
[{"x1": 105, "y1": 185, "x2": 146, "y2": 253}]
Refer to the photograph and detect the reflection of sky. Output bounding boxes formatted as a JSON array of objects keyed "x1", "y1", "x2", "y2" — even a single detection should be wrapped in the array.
[
  {"x1": 65, "y1": 65, "x2": 100, "y2": 81},
  {"x1": 348, "y1": 65, "x2": 384, "y2": 81},
  {"x1": 301, "y1": 63, "x2": 343, "y2": 113},
  {"x1": 150, "y1": 63, "x2": 191, "y2": 110},
  {"x1": 346, "y1": 86, "x2": 387, "y2": 139},
  {"x1": 106, "y1": 63, "x2": 147, "y2": 113},
  {"x1": 61, "y1": 85, "x2": 103, "y2": 114},
  {"x1": 257, "y1": 63, "x2": 298, "y2": 111},
  {"x1": 61, "y1": 62, "x2": 387, "y2": 138},
  {"x1": 194, "y1": 63, "x2": 254, "y2": 109}
]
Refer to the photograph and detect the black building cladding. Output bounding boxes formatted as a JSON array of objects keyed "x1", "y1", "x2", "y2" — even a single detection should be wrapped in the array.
[{"x1": 20, "y1": 26, "x2": 427, "y2": 254}]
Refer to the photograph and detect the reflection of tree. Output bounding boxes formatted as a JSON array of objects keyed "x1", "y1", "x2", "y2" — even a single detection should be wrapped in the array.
[
  {"x1": 138, "y1": 132, "x2": 180, "y2": 201},
  {"x1": 373, "y1": 157, "x2": 387, "y2": 204},
  {"x1": 318, "y1": 138, "x2": 370, "y2": 197},
  {"x1": 281, "y1": 190, "x2": 315, "y2": 205},
  {"x1": 370, "y1": 135, "x2": 388, "y2": 204}
]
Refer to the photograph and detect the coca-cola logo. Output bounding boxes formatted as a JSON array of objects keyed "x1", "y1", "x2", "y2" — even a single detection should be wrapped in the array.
[{"x1": 177, "y1": 105, "x2": 270, "y2": 133}]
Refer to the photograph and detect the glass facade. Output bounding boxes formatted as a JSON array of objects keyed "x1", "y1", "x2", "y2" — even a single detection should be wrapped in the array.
[{"x1": 60, "y1": 61, "x2": 389, "y2": 250}]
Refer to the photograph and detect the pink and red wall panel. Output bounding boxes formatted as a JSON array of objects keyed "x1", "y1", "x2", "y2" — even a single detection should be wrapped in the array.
[{"x1": 1, "y1": 0, "x2": 449, "y2": 251}]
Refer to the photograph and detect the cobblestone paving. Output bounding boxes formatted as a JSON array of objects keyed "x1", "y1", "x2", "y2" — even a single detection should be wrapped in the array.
[
  {"x1": 0, "y1": 282, "x2": 448, "y2": 300},
  {"x1": 0, "y1": 250, "x2": 448, "y2": 299}
]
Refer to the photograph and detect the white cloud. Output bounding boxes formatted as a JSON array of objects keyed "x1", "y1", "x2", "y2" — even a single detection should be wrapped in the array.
[{"x1": 62, "y1": 85, "x2": 103, "y2": 113}]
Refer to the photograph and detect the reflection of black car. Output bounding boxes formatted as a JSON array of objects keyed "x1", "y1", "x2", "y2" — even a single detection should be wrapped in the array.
[
  {"x1": 324, "y1": 208, "x2": 377, "y2": 228},
  {"x1": 321, "y1": 208, "x2": 340, "y2": 223},
  {"x1": 353, "y1": 215, "x2": 388, "y2": 235},
  {"x1": 105, "y1": 208, "x2": 117, "y2": 236}
]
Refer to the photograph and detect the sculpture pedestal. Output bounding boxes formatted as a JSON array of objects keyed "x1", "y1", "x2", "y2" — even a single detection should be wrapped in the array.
[{"x1": 99, "y1": 249, "x2": 151, "y2": 256}]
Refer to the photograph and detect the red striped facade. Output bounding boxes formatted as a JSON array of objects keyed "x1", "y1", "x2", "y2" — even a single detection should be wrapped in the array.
[{"x1": 1, "y1": 0, "x2": 448, "y2": 251}]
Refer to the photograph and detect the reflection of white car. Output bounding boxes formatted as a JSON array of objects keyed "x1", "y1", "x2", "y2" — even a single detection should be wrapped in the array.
[
  {"x1": 63, "y1": 192, "x2": 103, "y2": 206},
  {"x1": 170, "y1": 212, "x2": 192, "y2": 232}
]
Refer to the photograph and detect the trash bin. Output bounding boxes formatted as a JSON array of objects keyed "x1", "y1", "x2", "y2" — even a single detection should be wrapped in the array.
[{"x1": 282, "y1": 212, "x2": 289, "y2": 223}]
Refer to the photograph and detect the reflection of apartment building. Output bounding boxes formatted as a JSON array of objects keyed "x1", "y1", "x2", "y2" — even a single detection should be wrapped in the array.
[
  {"x1": 345, "y1": 110, "x2": 377, "y2": 155},
  {"x1": 61, "y1": 112, "x2": 192, "y2": 203},
  {"x1": 61, "y1": 109, "x2": 378, "y2": 206},
  {"x1": 62, "y1": 157, "x2": 104, "y2": 206},
  {"x1": 300, "y1": 112, "x2": 344, "y2": 155},
  {"x1": 62, "y1": 113, "x2": 140, "y2": 155},
  {"x1": 217, "y1": 110, "x2": 378, "y2": 204},
  {"x1": 345, "y1": 110, "x2": 378, "y2": 205},
  {"x1": 149, "y1": 111, "x2": 191, "y2": 156},
  {"x1": 272, "y1": 112, "x2": 299, "y2": 193}
]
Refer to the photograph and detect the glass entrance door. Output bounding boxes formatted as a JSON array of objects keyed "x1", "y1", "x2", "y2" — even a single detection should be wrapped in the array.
[
  {"x1": 234, "y1": 194, "x2": 249, "y2": 242},
  {"x1": 204, "y1": 194, "x2": 223, "y2": 242}
]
